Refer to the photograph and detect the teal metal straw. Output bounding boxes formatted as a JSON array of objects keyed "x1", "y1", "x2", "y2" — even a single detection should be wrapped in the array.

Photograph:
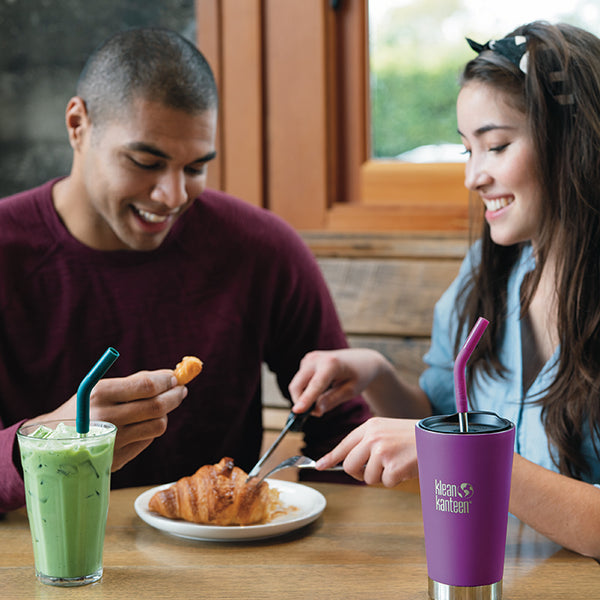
[{"x1": 76, "y1": 347, "x2": 120, "y2": 434}]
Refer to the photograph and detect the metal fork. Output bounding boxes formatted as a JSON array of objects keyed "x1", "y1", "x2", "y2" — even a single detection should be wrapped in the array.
[{"x1": 252, "y1": 455, "x2": 345, "y2": 484}]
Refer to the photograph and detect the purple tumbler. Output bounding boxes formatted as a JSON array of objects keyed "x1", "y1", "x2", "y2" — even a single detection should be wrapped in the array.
[
  {"x1": 416, "y1": 411, "x2": 515, "y2": 599},
  {"x1": 416, "y1": 318, "x2": 514, "y2": 599}
]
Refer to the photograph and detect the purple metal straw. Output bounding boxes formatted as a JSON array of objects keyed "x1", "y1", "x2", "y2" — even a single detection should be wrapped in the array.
[{"x1": 454, "y1": 317, "x2": 489, "y2": 432}]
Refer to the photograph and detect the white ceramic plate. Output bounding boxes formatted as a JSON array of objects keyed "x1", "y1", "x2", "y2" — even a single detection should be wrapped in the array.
[{"x1": 134, "y1": 479, "x2": 326, "y2": 542}]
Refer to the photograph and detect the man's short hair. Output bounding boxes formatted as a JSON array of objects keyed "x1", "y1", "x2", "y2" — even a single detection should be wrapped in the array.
[{"x1": 77, "y1": 27, "x2": 218, "y2": 125}]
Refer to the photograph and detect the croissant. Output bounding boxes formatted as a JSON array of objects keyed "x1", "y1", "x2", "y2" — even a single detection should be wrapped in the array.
[
  {"x1": 173, "y1": 356, "x2": 203, "y2": 385},
  {"x1": 148, "y1": 457, "x2": 283, "y2": 526}
]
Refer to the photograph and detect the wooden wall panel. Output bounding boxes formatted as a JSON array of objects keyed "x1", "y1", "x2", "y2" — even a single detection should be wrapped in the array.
[
  {"x1": 221, "y1": 0, "x2": 263, "y2": 207},
  {"x1": 196, "y1": 0, "x2": 263, "y2": 205},
  {"x1": 333, "y1": 1, "x2": 368, "y2": 206},
  {"x1": 301, "y1": 231, "x2": 469, "y2": 259},
  {"x1": 316, "y1": 257, "x2": 460, "y2": 337},
  {"x1": 348, "y1": 335, "x2": 430, "y2": 386},
  {"x1": 196, "y1": 0, "x2": 223, "y2": 191},
  {"x1": 263, "y1": 0, "x2": 329, "y2": 227}
]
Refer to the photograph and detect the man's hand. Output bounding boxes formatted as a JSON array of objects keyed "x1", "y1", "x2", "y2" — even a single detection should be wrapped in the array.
[{"x1": 33, "y1": 370, "x2": 187, "y2": 471}]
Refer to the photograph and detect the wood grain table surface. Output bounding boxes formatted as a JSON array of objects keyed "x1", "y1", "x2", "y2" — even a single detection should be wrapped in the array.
[{"x1": 1, "y1": 479, "x2": 598, "y2": 599}]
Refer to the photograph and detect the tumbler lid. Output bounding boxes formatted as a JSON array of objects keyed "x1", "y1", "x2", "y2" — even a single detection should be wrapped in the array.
[{"x1": 418, "y1": 411, "x2": 513, "y2": 434}]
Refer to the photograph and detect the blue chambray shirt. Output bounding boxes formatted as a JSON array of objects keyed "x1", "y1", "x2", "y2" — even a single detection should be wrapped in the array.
[{"x1": 419, "y1": 241, "x2": 600, "y2": 484}]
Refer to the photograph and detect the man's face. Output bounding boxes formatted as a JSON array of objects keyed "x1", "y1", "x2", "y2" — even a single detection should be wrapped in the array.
[{"x1": 71, "y1": 97, "x2": 217, "y2": 251}]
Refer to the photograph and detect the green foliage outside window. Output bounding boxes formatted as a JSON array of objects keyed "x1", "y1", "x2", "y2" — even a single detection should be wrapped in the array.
[
  {"x1": 371, "y1": 64, "x2": 462, "y2": 158},
  {"x1": 369, "y1": 0, "x2": 470, "y2": 159},
  {"x1": 369, "y1": 0, "x2": 600, "y2": 160}
]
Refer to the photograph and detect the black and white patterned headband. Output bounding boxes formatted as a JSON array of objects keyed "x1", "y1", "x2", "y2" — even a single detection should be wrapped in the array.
[
  {"x1": 466, "y1": 35, "x2": 529, "y2": 74},
  {"x1": 466, "y1": 35, "x2": 574, "y2": 105}
]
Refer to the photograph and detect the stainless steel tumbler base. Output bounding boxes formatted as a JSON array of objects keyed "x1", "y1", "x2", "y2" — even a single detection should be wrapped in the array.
[{"x1": 428, "y1": 578, "x2": 502, "y2": 600}]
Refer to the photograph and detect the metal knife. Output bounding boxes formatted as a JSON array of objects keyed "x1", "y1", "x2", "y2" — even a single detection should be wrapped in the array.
[{"x1": 246, "y1": 404, "x2": 315, "y2": 481}]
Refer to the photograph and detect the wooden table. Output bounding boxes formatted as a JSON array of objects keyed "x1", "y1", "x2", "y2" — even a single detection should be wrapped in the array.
[{"x1": 1, "y1": 480, "x2": 598, "y2": 599}]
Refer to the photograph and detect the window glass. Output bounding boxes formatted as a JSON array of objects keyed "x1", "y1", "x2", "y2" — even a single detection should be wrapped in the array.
[{"x1": 369, "y1": 0, "x2": 600, "y2": 162}]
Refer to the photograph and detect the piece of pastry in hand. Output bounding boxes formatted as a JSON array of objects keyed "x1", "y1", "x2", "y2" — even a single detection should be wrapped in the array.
[
  {"x1": 173, "y1": 356, "x2": 203, "y2": 385},
  {"x1": 148, "y1": 457, "x2": 284, "y2": 526}
]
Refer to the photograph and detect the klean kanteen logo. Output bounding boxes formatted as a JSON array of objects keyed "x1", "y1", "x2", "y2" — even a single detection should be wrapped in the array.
[{"x1": 435, "y1": 479, "x2": 474, "y2": 514}]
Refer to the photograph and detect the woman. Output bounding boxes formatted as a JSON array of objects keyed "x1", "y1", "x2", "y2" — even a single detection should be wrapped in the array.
[{"x1": 289, "y1": 21, "x2": 600, "y2": 558}]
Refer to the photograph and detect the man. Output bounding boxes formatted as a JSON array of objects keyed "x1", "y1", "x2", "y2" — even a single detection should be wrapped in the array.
[{"x1": 0, "y1": 28, "x2": 370, "y2": 511}]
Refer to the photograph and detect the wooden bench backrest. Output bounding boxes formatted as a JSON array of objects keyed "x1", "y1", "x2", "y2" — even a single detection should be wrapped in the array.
[
  {"x1": 263, "y1": 232, "x2": 468, "y2": 415},
  {"x1": 260, "y1": 232, "x2": 468, "y2": 474}
]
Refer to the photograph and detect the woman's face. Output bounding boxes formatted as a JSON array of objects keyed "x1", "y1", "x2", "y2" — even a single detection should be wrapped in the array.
[{"x1": 457, "y1": 81, "x2": 542, "y2": 247}]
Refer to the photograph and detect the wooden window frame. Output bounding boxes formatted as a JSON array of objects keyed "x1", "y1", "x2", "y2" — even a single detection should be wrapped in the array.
[{"x1": 195, "y1": 0, "x2": 469, "y2": 232}]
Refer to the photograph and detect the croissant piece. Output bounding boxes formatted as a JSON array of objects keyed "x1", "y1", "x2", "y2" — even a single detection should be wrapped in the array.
[
  {"x1": 173, "y1": 356, "x2": 203, "y2": 385},
  {"x1": 148, "y1": 457, "x2": 283, "y2": 526}
]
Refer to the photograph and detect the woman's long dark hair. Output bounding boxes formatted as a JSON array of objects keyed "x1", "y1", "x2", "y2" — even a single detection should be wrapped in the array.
[{"x1": 456, "y1": 21, "x2": 600, "y2": 479}]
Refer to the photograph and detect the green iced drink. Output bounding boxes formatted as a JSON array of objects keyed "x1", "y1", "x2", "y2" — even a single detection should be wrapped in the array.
[{"x1": 17, "y1": 420, "x2": 116, "y2": 586}]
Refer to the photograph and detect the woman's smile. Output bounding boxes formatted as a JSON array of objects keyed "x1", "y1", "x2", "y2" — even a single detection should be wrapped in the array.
[{"x1": 457, "y1": 82, "x2": 541, "y2": 247}]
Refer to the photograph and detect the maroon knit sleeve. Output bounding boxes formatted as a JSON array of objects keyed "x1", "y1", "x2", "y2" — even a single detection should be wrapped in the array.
[{"x1": 0, "y1": 420, "x2": 27, "y2": 511}]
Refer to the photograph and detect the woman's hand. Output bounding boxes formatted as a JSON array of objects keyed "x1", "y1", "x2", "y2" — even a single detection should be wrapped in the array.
[
  {"x1": 289, "y1": 348, "x2": 387, "y2": 416},
  {"x1": 315, "y1": 417, "x2": 420, "y2": 487}
]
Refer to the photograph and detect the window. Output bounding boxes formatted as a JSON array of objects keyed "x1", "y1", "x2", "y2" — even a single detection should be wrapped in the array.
[
  {"x1": 369, "y1": 0, "x2": 600, "y2": 161},
  {"x1": 195, "y1": 0, "x2": 600, "y2": 233}
]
